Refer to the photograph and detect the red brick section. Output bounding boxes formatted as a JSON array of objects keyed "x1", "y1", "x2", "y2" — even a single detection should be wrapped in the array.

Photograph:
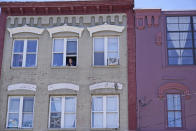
[
  {"x1": 0, "y1": 12, "x2": 7, "y2": 79},
  {"x1": 159, "y1": 83, "x2": 191, "y2": 100},
  {"x1": 127, "y1": 9, "x2": 137, "y2": 130}
]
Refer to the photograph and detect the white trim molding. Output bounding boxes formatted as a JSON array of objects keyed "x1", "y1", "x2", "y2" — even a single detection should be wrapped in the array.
[
  {"x1": 89, "y1": 82, "x2": 123, "y2": 91},
  {"x1": 87, "y1": 23, "x2": 125, "y2": 37},
  {"x1": 7, "y1": 25, "x2": 44, "y2": 37},
  {"x1": 47, "y1": 24, "x2": 84, "y2": 37},
  {"x1": 8, "y1": 83, "x2": 37, "y2": 91},
  {"x1": 48, "y1": 83, "x2": 79, "y2": 91}
]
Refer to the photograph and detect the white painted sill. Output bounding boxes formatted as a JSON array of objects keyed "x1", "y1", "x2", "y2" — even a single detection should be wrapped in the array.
[
  {"x1": 51, "y1": 66, "x2": 78, "y2": 69},
  {"x1": 92, "y1": 65, "x2": 120, "y2": 68},
  {"x1": 48, "y1": 128, "x2": 76, "y2": 131},
  {"x1": 91, "y1": 128, "x2": 120, "y2": 131},
  {"x1": 11, "y1": 66, "x2": 37, "y2": 69}
]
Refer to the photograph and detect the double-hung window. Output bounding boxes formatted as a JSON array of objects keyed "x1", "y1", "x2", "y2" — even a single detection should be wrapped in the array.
[
  {"x1": 167, "y1": 16, "x2": 196, "y2": 65},
  {"x1": 91, "y1": 95, "x2": 119, "y2": 128},
  {"x1": 93, "y1": 37, "x2": 119, "y2": 66},
  {"x1": 12, "y1": 39, "x2": 38, "y2": 67},
  {"x1": 7, "y1": 96, "x2": 34, "y2": 128},
  {"x1": 52, "y1": 38, "x2": 77, "y2": 67},
  {"x1": 49, "y1": 96, "x2": 76, "y2": 128},
  {"x1": 167, "y1": 94, "x2": 182, "y2": 128}
]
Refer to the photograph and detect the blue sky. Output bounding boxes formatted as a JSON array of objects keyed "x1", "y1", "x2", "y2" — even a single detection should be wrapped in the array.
[{"x1": 0, "y1": 0, "x2": 196, "y2": 10}]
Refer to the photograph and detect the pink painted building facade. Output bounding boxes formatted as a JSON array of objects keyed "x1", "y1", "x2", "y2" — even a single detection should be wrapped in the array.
[{"x1": 136, "y1": 9, "x2": 196, "y2": 131}]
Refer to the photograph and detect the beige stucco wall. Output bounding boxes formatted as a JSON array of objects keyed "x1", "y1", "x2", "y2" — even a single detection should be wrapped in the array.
[{"x1": 0, "y1": 14, "x2": 128, "y2": 131}]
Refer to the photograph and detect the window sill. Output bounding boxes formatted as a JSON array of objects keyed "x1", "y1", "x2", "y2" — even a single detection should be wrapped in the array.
[
  {"x1": 11, "y1": 67, "x2": 37, "y2": 69},
  {"x1": 51, "y1": 66, "x2": 78, "y2": 69},
  {"x1": 5, "y1": 128, "x2": 33, "y2": 131},
  {"x1": 165, "y1": 127, "x2": 185, "y2": 130},
  {"x1": 48, "y1": 128, "x2": 76, "y2": 131},
  {"x1": 91, "y1": 128, "x2": 120, "y2": 131},
  {"x1": 92, "y1": 65, "x2": 120, "y2": 68}
]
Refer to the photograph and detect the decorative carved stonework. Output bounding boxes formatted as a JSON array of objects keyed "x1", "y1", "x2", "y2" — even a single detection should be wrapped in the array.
[
  {"x1": 156, "y1": 32, "x2": 162, "y2": 46},
  {"x1": 89, "y1": 82, "x2": 123, "y2": 91},
  {"x1": 136, "y1": 16, "x2": 145, "y2": 30}
]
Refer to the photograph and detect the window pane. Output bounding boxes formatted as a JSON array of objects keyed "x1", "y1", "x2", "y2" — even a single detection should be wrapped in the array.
[
  {"x1": 180, "y1": 40, "x2": 192, "y2": 48},
  {"x1": 22, "y1": 113, "x2": 33, "y2": 128},
  {"x1": 193, "y1": 16, "x2": 196, "y2": 23},
  {"x1": 94, "y1": 38, "x2": 104, "y2": 52},
  {"x1": 167, "y1": 41, "x2": 180, "y2": 48},
  {"x1": 179, "y1": 24, "x2": 191, "y2": 31},
  {"x1": 167, "y1": 95, "x2": 174, "y2": 110},
  {"x1": 8, "y1": 113, "x2": 19, "y2": 128},
  {"x1": 108, "y1": 38, "x2": 118, "y2": 51},
  {"x1": 64, "y1": 114, "x2": 76, "y2": 128},
  {"x1": 27, "y1": 40, "x2": 37, "y2": 52},
  {"x1": 106, "y1": 113, "x2": 118, "y2": 128},
  {"x1": 167, "y1": 17, "x2": 178, "y2": 23},
  {"x1": 194, "y1": 24, "x2": 196, "y2": 30},
  {"x1": 168, "y1": 57, "x2": 179, "y2": 65},
  {"x1": 67, "y1": 40, "x2": 77, "y2": 55},
  {"x1": 92, "y1": 96, "x2": 103, "y2": 111},
  {"x1": 9, "y1": 98, "x2": 20, "y2": 112},
  {"x1": 168, "y1": 112, "x2": 175, "y2": 127},
  {"x1": 51, "y1": 97, "x2": 61, "y2": 112},
  {"x1": 14, "y1": 40, "x2": 24, "y2": 53},
  {"x1": 65, "y1": 97, "x2": 76, "y2": 113},
  {"x1": 180, "y1": 32, "x2": 192, "y2": 40},
  {"x1": 182, "y1": 49, "x2": 193, "y2": 57},
  {"x1": 173, "y1": 95, "x2": 181, "y2": 110},
  {"x1": 13, "y1": 54, "x2": 23, "y2": 67},
  {"x1": 179, "y1": 16, "x2": 190, "y2": 23},
  {"x1": 53, "y1": 53, "x2": 63, "y2": 66},
  {"x1": 175, "y1": 112, "x2": 182, "y2": 127},
  {"x1": 94, "y1": 52, "x2": 104, "y2": 66},
  {"x1": 106, "y1": 96, "x2": 118, "y2": 112},
  {"x1": 23, "y1": 97, "x2": 34, "y2": 112},
  {"x1": 50, "y1": 113, "x2": 61, "y2": 128},
  {"x1": 108, "y1": 52, "x2": 118, "y2": 59},
  {"x1": 26, "y1": 54, "x2": 36, "y2": 67},
  {"x1": 53, "y1": 39, "x2": 64, "y2": 52},
  {"x1": 167, "y1": 24, "x2": 179, "y2": 31},
  {"x1": 168, "y1": 50, "x2": 180, "y2": 57},
  {"x1": 167, "y1": 33, "x2": 179, "y2": 40},
  {"x1": 182, "y1": 57, "x2": 193, "y2": 64},
  {"x1": 92, "y1": 113, "x2": 103, "y2": 128}
]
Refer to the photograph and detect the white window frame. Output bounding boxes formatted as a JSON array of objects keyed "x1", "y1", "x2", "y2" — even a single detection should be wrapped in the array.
[
  {"x1": 48, "y1": 96, "x2": 77, "y2": 128},
  {"x1": 93, "y1": 37, "x2": 120, "y2": 66},
  {"x1": 166, "y1": 94, "x2": 183, "y2": 128},
  {"x1": 52, "y1": 38, "x2": 78, "y2": 67},
  {"x1": 11, "y1": 39, "x2": 38, "y2": 68},
  {"x1": 91, "y1": 95, "x2": 119, "y2": 128},
  {"x1": 6, "y1": 96, "x2": 35, "y2": 128}
]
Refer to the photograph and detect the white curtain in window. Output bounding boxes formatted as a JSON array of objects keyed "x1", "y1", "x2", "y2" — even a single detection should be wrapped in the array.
[
  {"x1": 65, "y1": 97, "x2": 76, "y2": 112},
  {"x1": 92, "y1": 113, "x2": 103, "y2": 128}
]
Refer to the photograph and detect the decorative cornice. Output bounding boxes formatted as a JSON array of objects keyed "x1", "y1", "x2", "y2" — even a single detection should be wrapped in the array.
[
  {"x1": 89, "y1": 82, "x2": 122, "y2": 91},
  {"x1": 135, "y1": 9, "x2": 161, "y2": 30},
  {"x1": 47, "y1": 24, "x2": 84, "y2": 37},
  {"x1": 8, "y1": 83, "x2": 37, "y2": 91},
  {"x1": 87, "y1": 23, "x2": 125, "y2": 37},
  {"x1": 158, "y1": 82, "x2": 191, "y2": 100},
  {"x1": 48, "y1": 83, "x2": 79, "y2": 91},
  {"x1": 7, "y1": 25, "x2": 44, "y2": 37}
]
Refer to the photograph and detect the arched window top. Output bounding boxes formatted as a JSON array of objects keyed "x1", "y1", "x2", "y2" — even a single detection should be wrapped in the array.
[
  {"x1": 159, "y1": 82, "x2": 190, "y2": 99},
  {"x1": 48, "y1": 83, "x2": 79, "y2": 91},
  {"x1": 89, "y1": 82, "x2": 122, "y2": 91},
  {"x1": 87, "y1": 23, "x2": 125, "y2": 37},
  {"x1": 8, "y1": 25, "x2": 44, "y2": 37},
  {"x1": 47, "y1": 24, "x2": 84, "y2": 37},
  {"x1": 8, "y1": 83, "x2": 36, "y2": 91}
]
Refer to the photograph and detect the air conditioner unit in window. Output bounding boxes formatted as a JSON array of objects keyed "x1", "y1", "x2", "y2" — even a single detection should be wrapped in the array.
[{"x1": 108, "y1": 57, "x2": 119, "y2": 66}]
